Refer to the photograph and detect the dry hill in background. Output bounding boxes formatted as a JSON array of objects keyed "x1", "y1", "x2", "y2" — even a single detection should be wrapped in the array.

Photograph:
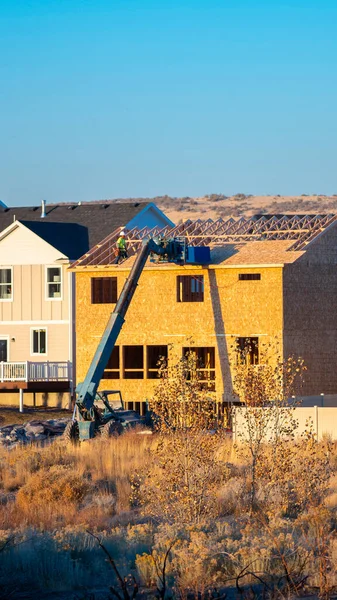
[{"x1": 109, "y1": 194, "x2": 337, "y2": 222}]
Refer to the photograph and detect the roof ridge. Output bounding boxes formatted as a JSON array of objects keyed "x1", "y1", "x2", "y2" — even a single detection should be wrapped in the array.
[{"x1": 1, "y1": 200, "x2": 150, "y2": 209}]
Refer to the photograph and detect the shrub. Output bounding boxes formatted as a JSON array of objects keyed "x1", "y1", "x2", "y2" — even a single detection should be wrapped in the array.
[{"x1": 16, "y1": 465, "x2": 90, "y2": 513}]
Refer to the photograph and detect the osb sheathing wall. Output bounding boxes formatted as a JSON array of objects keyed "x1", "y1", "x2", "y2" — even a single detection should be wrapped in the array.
[
  {"x1": 283, "y1": 222, "x2": 337, "y2": 395},
  {"x1": 75, "y1": 265, "x2": 283, "y2": 404}
]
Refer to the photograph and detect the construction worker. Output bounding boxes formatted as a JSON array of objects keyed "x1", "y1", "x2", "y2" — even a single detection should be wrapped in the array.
[{"x1": 116, "y1": 231, "x2": 128, "y2": 263}]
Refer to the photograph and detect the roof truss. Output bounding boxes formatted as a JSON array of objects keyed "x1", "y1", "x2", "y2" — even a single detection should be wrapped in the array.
[{"x1": 71, "y1": 214, "x2": 337, "y2": 267}]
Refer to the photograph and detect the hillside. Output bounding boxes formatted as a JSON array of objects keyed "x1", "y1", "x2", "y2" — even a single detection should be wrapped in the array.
[{"x1": 108, "y1": 194, "x2": 337, "y2": 223}]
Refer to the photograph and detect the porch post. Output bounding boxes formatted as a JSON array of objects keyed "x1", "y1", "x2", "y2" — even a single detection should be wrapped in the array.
[{"x1": 19, "y1": 389, "x2": 24, "y2": 413}]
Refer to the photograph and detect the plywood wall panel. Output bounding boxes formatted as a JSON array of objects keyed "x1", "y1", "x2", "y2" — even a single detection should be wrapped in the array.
[{"x1": 75, "y1": 266, "x2": 283, "y2": 405}]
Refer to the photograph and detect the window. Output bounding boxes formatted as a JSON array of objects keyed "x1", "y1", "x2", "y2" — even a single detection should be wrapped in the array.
[
  {"x1": 236, "y1": 337, "x2": 259, "y2": 365},
  {"x1": 91, "y1": 277, "x2": 117, "y2": 304},
  {"x1": 238, "y1": 273, "x2": 261, "y2": 281},
  {"x1": 123, "y1": 345, "x2": 144, "y2": 379},
  {"x1": 147, "y1": 345, "x2": 168, "y2": 379},
  {"x1": 103, "y1": 346, "x2": 120, "y2": 379},
  {"x1": 177, "y1": 275, "x2": 204, "y2": 302},
  {"x1": 183, "y1": 346, "x2": 215, "y2": 390},
  {"x1": 0, "y1": 268, "x2": 12, "y2": 300},
  {"x1": 46, "y1": 267, "x2": 62, "y2": 299},
  {"x1": 32, "y1": 329, "x2": 47, "y2": 354}
]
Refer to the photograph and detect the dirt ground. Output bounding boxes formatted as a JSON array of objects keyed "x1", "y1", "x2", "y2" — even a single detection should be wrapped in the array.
[{"x1": 0, "y1": 406, "x2": 71, "y2": 427}]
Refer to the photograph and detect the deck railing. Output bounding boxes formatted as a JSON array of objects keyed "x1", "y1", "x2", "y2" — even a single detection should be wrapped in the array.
[{"x1": 0, "y1": 361, "x2": 71, "y2": 382}]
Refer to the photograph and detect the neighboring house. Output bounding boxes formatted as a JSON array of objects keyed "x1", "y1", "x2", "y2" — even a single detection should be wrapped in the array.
[
  {"x1": 72, "y1": 214, "x2": 337, "y2": 415},
  {"x1": 0, "y1": 200, "x2": 173, "y2": 247},
  {"x1": 0, "y1": 200, "x2": 174, "y2": 407}
]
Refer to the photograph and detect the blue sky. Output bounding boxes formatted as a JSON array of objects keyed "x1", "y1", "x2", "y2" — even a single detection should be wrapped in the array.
[{"x1": 1, "y1": 0, "x2": 337, "y2": 205}]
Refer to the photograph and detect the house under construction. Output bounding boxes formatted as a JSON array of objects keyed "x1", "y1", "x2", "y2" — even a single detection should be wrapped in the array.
[{"x1": 72, "y1": 214, "x2": 337, "y2": 411}]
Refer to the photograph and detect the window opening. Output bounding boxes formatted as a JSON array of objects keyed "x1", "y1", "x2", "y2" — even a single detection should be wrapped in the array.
[
  {"x1": 147, "y1": 345, "x2": 168, "y2": 379},
  {"x1": 103, "y1": 346, "x2": 120, "y2": 379},
  {"x1": 123, "y1": 345, "x2": 144, "y2": 379},
  {"x1": 177, "y1": 275, "x2": 204, "y2": 302},
  {"x1": 182, "y1": 346, "x2": 215, "y2": 390},
  {"x1": 236, "y1": 337, "x2": 259, "y2": 365},
  {"x1": 91, "y1": 277, "x2": 117, "y2": 304},
  {"x1": 238, "y1": 273, "x2": 261, "y2": 281}
]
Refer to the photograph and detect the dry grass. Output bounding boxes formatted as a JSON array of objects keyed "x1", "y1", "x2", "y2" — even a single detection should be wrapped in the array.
[
  {"x1": 0, "y1": 431, "x2": 154, "y2": 530},
  {"x1": 0, "y1": 432, "x2": 337, "y2": 596},
  {"x1": 156, "y1": 194, "x2": 337, "y2": 223}
]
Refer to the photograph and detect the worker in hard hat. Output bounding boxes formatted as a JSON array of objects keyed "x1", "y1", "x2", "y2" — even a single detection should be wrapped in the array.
[{"x1": 116, "y1": 231, "x2": 128, "y2": 263}]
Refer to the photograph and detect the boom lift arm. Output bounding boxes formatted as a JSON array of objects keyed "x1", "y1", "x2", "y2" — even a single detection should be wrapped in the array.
[{"x1": 75, "y1": 237, "x2": 184, "y2": 416}]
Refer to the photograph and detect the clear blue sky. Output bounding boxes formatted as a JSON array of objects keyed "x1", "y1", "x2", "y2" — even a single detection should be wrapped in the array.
[{"x1": 1, "y1": 0, "x2": 337, "y2": 206}]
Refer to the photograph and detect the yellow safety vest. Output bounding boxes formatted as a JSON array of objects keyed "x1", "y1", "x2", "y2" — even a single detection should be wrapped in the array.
[{"x1": 117, "y1": 237, "x2": 126, "y2": 250}]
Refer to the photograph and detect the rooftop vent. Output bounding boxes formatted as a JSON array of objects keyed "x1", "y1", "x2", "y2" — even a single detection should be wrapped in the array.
[{"x1": 41, "y1": 199, "x2": 46, "y2": 218}]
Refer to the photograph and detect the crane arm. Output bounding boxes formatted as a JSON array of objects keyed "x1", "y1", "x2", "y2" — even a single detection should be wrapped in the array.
[{"x1": 76, "y1": 238, "x2": 181, "y2": 412}]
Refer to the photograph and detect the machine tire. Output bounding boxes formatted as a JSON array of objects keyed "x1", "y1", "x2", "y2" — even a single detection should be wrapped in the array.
[
  {"x1": 101, "y1": 420, "x2": 124, "y2": 440},
  {"x1": 63, "y1": 420, "x2": 80, "y2": 445}
]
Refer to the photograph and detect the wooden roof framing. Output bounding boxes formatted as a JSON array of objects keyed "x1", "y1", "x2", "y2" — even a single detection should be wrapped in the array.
[{"x1": 71, "y1": 214, "x2": 337, "y2": 268}]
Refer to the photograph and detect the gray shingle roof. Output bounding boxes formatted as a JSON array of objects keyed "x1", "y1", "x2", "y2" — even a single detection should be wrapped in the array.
[
  {"x1": 20, "y1": 221, "x2": 89, "y2": 260},
  {"x1": 0, "y1": 201, "x2": 148, "y2": 250}
]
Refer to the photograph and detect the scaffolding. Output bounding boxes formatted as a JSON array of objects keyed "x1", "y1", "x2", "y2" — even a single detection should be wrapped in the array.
[{"x1": 72, "y1": 214, "x2": 337, "y2": 267}]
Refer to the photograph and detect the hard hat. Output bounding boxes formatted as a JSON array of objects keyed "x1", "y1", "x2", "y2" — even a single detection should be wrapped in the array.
[{"x1": 120, "y1": 230, "x2": 125, "y2": 236}]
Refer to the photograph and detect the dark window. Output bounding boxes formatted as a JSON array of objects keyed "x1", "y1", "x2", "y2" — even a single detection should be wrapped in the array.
[
  {"x1": 103, "y1": 346, "x2": 120, "y2": 379},
  {"x1": 91, "y1": 277, "x2": 117, "y2": 304},
  {"x1": 236, "y1": 337, "x2": 259, "y2": 365},
  {"x1": 123, "y1": 345, "x2": 144, "y2": 379},
  {"x1": 32, "y1": 329, "x2": 47, "y2": 354},
  {"x1": 177, "y1": 275, "x2": 204, "y2": 302},
  {"x1": 183, "y1": 346, "x2": 215, "y2": 390},
  {"x1": 238, "y1": 273, "x2": 261, "y2": 281},
  {"x1": 0, "y1": 340, "x2": 7, "y2": 362},
  {"x1": 147, "y1": 345, "x2": 168, "y2": 379}
]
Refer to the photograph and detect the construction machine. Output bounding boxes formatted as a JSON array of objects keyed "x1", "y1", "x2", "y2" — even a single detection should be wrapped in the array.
[{"x1": 64, "y1": 236, "x2": 210, "y2": 443}]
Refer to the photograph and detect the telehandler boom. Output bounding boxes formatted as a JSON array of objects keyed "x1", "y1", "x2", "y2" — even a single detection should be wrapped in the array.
[{"x1": 64, "y1": 236, "x2": 209, "y2": 442}]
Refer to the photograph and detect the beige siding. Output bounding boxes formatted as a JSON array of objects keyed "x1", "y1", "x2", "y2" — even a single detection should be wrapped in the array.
[
  {"x1": 0, "y1": 223, "x2": 74, "y2": 373},
  {"x1": 0, "y1": 264, "x2": 69, "y2": 322},
  {"x1": 0, "y1": 323, "x2": 70, "y2": 361},
  {"x1": 0, "y1": 264, "x2": 70, "y2": 363},
  {"x1": 21, "y1": 265, "x2": 32, "y2": 321},
  {"x1": 31, "y1": 265, "x2": 42, "y2": 321}
]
